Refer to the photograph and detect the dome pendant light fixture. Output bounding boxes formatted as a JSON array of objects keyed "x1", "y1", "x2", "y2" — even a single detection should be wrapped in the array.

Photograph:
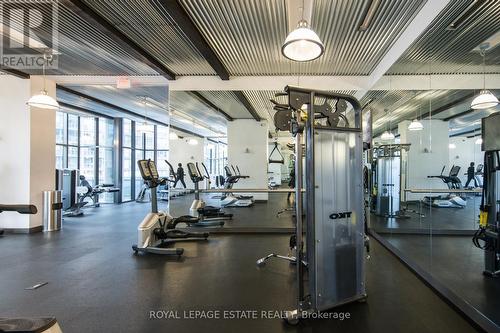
[
  {"x1": 27, "y1": 54, "x2": 59, "y2": 110},
  {"x1": 471, "y1": 43, "x2": 499, "y2": 110},
  {"x1": 408, "y1": 119, "x2": 424, "y2": 131},
  {"x1": 282, "y1": 19, "x2": 324, "y2": 62},
  {"x1": 381, "y1": 130, "x2": 395, "y2": 141}
]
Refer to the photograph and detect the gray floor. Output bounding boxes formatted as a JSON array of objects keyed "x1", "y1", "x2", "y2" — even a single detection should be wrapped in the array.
[
  {"x1": 169, "y1": 192, "x2": 295, "y2": 230},
  {"x1": 0, "y1": 199, "x2": 478, "y2": 333},
  {"x1": 384, "y1": 234, "x2": 500, "y2": 328},
  {"x1": 371, "y1": 198, "x2": 481, "y2": 232}
]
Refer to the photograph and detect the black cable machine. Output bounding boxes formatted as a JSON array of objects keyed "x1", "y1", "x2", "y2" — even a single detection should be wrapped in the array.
[
  {"x1": 259, "y1": 86, "x2": 367, "y2": 324},
  {"x1": 472, "y1": 113, "x2": 500, "y2": 277}
]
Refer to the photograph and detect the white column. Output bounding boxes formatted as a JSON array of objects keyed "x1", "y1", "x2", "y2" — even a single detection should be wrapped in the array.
[
  {"x1": 0, "y1": 75, "x2": 56, "y2": 231},
  {"x1": 29, "y1": 76, "x2": 56, "y2": 229},
  {"x1": 227, "y1": 120, "x2": 269, "y2": 201},
  {"x1": 399, "y1": 119, "x2": 450, "y2": 201}
]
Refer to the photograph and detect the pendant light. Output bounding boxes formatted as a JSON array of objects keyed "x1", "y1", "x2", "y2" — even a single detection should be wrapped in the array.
[
  {"x1": 136, "y1": 97, "x2": 154, "y2": 133},
  {"x1": 471, "y1": 43, "x2": 499, "y2": 109},
  {"x1": 408, "y1": 99, "x2": 423, "y2": 131},
  {"x1": 408, "y1": 119, "x2": 424, "y2": 131},
  {"x1": 27, "y1": 54, "x2": 59, "y2": 110},
  {"x1": 381, "y1": 130, "x2": 395, "y2": 141},
  {"x1": 281, "y1": 0, "x2": 324, "y2": 62}
]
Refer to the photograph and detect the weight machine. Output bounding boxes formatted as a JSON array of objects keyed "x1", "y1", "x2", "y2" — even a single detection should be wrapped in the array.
[
  {"x1": 259, "y1": 86, "x2": 367, "y2": 324},
  {"x1": 372, "y1": 144, "x2": 411, "y2": 218}
]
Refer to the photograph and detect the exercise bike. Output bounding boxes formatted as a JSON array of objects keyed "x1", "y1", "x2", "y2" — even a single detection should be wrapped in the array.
[
  {"x1": 132, "y1": 159, "x2": 209, "y2": 256},
  {"x1": 0, "y1": 204, "x2": 63, "y2": 332},
  {"x1": 187, "y1": 162, "x2": 231, "y2": 226}
]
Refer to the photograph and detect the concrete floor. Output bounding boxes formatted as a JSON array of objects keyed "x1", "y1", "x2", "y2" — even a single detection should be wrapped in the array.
[
  {"x1": 384, "y1": 234, "x2": 500, "y2": 328},
  {"x1": 0, "y1": 199, "x2": 478, "y2": 333},
  {"x1": 168, "y1": 192, "x2": 295, "y2": 230},
  {"x1": 371, "y1": 198, "x2": 481, "y2": 233}
]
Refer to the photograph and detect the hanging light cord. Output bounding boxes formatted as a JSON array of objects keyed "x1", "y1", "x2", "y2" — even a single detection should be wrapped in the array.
[
  {"x1": 42, "y1": 53, "x2": 51, "y2": 92},
  {"x1": 143, "y1": 97, "x2": 148, "y2": 124},
  {"x1": 480, "y1": 48, "x2": 486, "y2": 90}
]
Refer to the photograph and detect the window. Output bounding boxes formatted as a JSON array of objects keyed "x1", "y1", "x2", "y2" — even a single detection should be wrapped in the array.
[
  {"x1": 157, "y1": 126, "x2": 169, "y2": 150},
  {"x1": 135, "y1": 129, "x2": 144, "y2": 149},
  {"x1": 122, "y1": 148, "x2": 132, "y2": 201},
  {"x1": 145, "y1": 128, "x2": 154, "y2": 150},
  {"x1": 56, "y1": 112, "x2": 67, "y2": 144},
  {"x1": 99, "y1": 118, "x2": 114, "y2": 147},
  {"x1": 123, "y1": 119, "x2": 132, "y2": 147},
  {"x1": 56, "y1": 145, "x2": 65, "y2": 169},
  {"x1": 205, "y1": 141, "x2": 227, "y2": 178},
  {"x1": 55, "y1": 111, "x2": 116, "y2": 203},
  {"x1": 156, "y1": 126, "x2": 169, "y2": 178},
  {"x1": 135, "y1": 150, "x2": 145, "y2": 198},
  {"x1": 80, "y1": 117, "x2": 96, "y2": 146},
  {"x1": 156, "y1": 150, "x2": 169, "y2": 177},
  {"x1": 68, "y1": 147, "x2": 78, "y2": 170},
  {"x1": 80, "y1": 147, "x2": 96, "y2": 185},
  {"x1": 68, "y1": 114, "x2": 79, "y2": 146}
]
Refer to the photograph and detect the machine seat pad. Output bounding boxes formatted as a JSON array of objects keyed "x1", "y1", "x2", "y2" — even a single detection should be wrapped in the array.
[{"x1": 174, "y1": 215, "x2": 200, "y2": 224}]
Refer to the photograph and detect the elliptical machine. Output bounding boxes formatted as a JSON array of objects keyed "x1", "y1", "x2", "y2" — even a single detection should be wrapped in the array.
[
  {"x1": 186, "y1": 162, "x2": 229, "y2": 226},
  {"x1": 423, "y1": 165, "x2": 466, "y2": 208},
  {"x1": 220, "y1": 165, "x2": 254, "y2": 207},
  {"x1": 132, "y1": 159, "x2": 209, "y2": 256}
]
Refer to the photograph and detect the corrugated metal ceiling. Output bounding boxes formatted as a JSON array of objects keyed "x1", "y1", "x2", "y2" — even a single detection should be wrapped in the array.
[
  {"x1": 82, "y1": 0, "x2": 216, "y2": 76},
  {"x1": 57, "y1": 85, "x2": 169, "y2": 123},
  {"x1": 363, "y1": 89, "x2": 490, "y2": 133},
  {"x1": 388, "y1": 0, "x2": 500, "y2": 75},
  {"x1": 4, "y1": 2, "x2": 157, "y2": 75},
  {"x1": 199, "y1": 91, "x2": 253, "y2": 119},
  {"x1": 180, "y1": 0, "x2": 426, "y2": 75},
  {"x1": 170, "y1": 91, "x2": 227, "y2": 132}
]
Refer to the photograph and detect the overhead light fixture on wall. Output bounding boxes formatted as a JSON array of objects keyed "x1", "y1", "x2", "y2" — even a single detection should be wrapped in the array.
[
  {"x1": 449, "y1": 143, "x2": 457, "y2": 149},
  {"x1": 282, "y1": 1, "x2": 324, "y2": 62},
  {"x1": 27, "y1": 54, "x2": 59, "y2": 110},
  {"x1": 475, "y1": 137, "x2": 483, "y2": 145},
  {"x1": 471, "y1": 43, "x2": 499, "y2": 110},
  {"x1": 169, "y1": 132, "x2": 179, "y2": 140}
]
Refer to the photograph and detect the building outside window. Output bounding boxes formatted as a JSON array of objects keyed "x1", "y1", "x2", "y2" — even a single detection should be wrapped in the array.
[
  {"x1": 55, "y1": 111, "x2": 115, "y2": 203},
  {"x1": 121, "y1": 122, "x2": 169, "y2": 202}
]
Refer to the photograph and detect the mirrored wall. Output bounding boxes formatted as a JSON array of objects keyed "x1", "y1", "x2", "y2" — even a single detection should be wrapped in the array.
[{"x1": 368, "y1": 88, "x2": 500, "y2": 328}]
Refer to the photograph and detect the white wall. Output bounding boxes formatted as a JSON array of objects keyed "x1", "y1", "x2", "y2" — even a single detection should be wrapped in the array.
[
  {"x1": 168, "y1": 137, "x2": 205, "y2": 188},
  {"x1": 228, "y1": 120, "x2": 269, "y2": 201},
  {"x1": 449, "y1": 136, "x2": 484, "y2": 184},
  {"x1": 0, "y1": 75, "x2": 56, "y2": 230},
  {"x1": 399, "y1": 119, "x2": 450, "y2": 200},
  {"x1": 0, "y1": 76, "x2": 31, "y2": 229}
]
